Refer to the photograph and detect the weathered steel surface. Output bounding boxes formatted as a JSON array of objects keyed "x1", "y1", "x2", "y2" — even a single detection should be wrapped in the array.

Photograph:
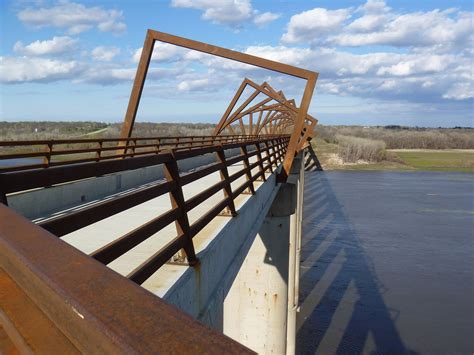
[
  {"x1": 0, "y1": 204, "x2": 254, "y2": 354},
  {"x1": 0, "y1": 134, "x2": 265, "y2": 173},
  {"x1": 119, "y1": 29, "x2": 318, "y2": 180}
]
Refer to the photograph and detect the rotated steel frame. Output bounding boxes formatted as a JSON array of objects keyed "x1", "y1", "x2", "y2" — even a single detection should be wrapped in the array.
[
  {"x1": 120, "y1": 29, "x2": 318, "y2": 181},
  {"x1": 213, "y1": 78, "x2": 317, "y2": 153}
]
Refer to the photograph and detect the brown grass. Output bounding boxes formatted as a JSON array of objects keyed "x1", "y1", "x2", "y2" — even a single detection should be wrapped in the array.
[{"x1": 336, "y1": 135, "x2": 386, "y2": 163}]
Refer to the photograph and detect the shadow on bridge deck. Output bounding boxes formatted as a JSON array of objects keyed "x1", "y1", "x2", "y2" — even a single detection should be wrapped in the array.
[{"x1": 296, "y1": 171, "x2": 417, "y2": 355}]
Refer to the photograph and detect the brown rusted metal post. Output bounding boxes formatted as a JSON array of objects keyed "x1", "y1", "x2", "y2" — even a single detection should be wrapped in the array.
[
  {"x1": 215, "y1": 145, "x2": 238, "y2": 216},
  {"x1": 263, "y1": 141, "x2": 274, "y2": 173},
  {"x1": 43, "y1": 141, "x2": 52, "y2": 168},
  {"x1": 240, "y1": 145, "x2": 255, "y2": 195},
  {"x1": 95, "y1": 141, "x2": 102, "y2": 162},
  {"x1": 278, "y1": 73, "x2": 317, "y2": 181},
  {"x1": 120, "y1": 31, "x2": 155, "y2": 140},
  {"x1": 254, "y1": 142, "x2": 266, "y2": 182},
  {"x1": 163, "y1": 151, "x2": 197, "y2": 265}
]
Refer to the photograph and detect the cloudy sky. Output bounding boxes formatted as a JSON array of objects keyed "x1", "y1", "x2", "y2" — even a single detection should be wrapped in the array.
[{"x1": 1, "y1": 0, "x2": 472, "y2": 127}]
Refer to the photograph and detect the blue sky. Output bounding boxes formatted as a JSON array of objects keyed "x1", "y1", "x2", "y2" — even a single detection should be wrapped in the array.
[{"x1": 1, "y1": 0, "x2": 473, "y2": 127}]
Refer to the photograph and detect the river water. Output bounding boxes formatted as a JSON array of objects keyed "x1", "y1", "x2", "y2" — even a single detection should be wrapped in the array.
[{"x1": 297, "y1": 171, "x2": 474, "y2": 355}]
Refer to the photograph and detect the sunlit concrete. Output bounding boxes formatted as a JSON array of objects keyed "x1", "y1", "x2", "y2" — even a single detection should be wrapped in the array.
[{"x1": 222, "y1": 153, "x2": 304, "y2": 354}]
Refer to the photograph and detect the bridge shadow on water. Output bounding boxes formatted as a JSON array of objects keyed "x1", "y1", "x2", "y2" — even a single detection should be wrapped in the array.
[{"x1": 296, "y1": 172, "x2": 417, "y2": 355}]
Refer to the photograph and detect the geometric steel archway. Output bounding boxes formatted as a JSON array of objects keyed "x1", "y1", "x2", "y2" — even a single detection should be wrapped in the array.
[
  {"x1": 121, "y1": 29, "x2": 318, "y2": 181},
  {"x1": 213, "y1": 78, "x2": 318, "y2": 152}
]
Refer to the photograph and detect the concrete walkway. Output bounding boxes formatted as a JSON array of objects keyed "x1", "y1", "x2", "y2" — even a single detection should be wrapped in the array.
[{"x1": 36, "y1": 155, "x2": 271, "y2": 297}]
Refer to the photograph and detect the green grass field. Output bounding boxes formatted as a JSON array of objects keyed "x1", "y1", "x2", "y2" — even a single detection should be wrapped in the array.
[
  {"x1": 313, "y1": 139, "x2": 474, "y2": 172},
  {"x1": 393, "y1": 150, "x2": 474, "y2": 172}
]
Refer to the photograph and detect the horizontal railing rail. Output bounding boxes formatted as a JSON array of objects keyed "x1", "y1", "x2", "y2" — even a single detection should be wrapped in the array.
[
  {"x1": 0, "y1": 134, "x2": 282, "y2": 173},
  {"x1": 1, "y1": 135, "x2": 290, "y2": 285},
  {"x1": 0, "y1": 203, "x2": 254, "y2": 354}
]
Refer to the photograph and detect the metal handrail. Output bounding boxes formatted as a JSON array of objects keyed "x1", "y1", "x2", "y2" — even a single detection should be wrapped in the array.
[
  {"x1": 0, "y1": 134, "x2": 291, "y2": 352},
  {"x1": 1, "y1": 135, "x2": 290, "y2": 284},
  {"x1": 0, "y1": 134, "x2": 284, "y2": 172},
  {"x1": 0, "y1": 203, "x2": 254, "y2": 353}
]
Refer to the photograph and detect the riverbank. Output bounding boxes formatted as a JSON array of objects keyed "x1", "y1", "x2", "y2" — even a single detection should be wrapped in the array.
[{"x1": 314, "y1": 140, "x2": 474, "y2": 172}]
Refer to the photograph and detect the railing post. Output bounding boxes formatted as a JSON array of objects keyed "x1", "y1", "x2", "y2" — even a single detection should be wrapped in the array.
[
  {"x1": 43, "y1": 141, "x2": 53, "y2": 168},
  {"x1": 240, "y1": 145, "x2": 255, "y2": 195},
  {"x1": 273, "y1": 138, "x2": 282, "y2": 167},
  {"x1": 254, "y1": 142, "x2": 266, "y2": 182},
  {"x1": 96, "y1": 141, "x2": 103, "y2": 162},
  {"x1": 270, "y1": 139, "x2": 279, "y2": 170},
  {"x1": 275, "y1": 138, "x2": 283, "y2": 164},
  {"x1": 156, "y1": 138, "x2": 160, "y2": 154},
  {"x1": 264, "y1": 140, "x2": 274, "y2": 173},
  {"x1": 163, "y1": 151, "x2": 198, "y2": 265},
  {"x1": 216, "y1": 145, "x2": 238, "y2": 217}
]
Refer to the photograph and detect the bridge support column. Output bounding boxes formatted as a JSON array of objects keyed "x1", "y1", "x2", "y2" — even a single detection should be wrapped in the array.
[
  {"x1": 223, "y1": 152, "x2": 304, "y2": 354},
  {"x1": 286, "y1": 151, "x2": 304, "y2": 355}
]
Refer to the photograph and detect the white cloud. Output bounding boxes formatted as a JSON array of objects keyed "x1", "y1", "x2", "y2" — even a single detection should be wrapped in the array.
[
  {"x1": 6, "y1": 0, "x2": 472, "y2": 107},
  {"x1": 253, "y1": 12, "x2": 280, "y2": 27},
  {"x1": 98, "y1": 21, "x2": 126, "y2": 33},
  {"x1": 358, "y1": 0, "x2": 390, "y2": 14},
  {"x1": 281, "y1": 2, "x2": 472, "y2": 50},
  {"x1": 171, "y1": 0, "x2": 253, "y2": 26},
  {"x1": 0, "y1": 56, "x2": 81, "y2": 83},
  {"x1": 347, "y1": 0, "x2": 390, "y2": 33},
  {"x1": 79, "y1": 67, "x2": 180, "y2": 86},
  {"x1": 13, "y1": 36, "x2": 78, "y2": 56},
  {"x1": 91, "y1": 46, "x2": 120, "y2": 61},
  {"x1": 273, "y1": 0, "x2": 473, "y2": 104},
  {"x1": 78, "y1": 67, "x2": 136, "y2": 85},
  {"x1": 17, "y1": 1, "x2": 126, "y2": 34},
  {"x1": 133, "y1": 42, "x2": 188, "y2": 63},
  {"x1": 330, "y1": 9, "x2": 472, "y2": 48},
  {"x1": 346, "y1": 13, "x2": 387, "y2": 32},
  {"x1": 171, "y1": 0, "x2": 279, "y2": 28},
  {"x1": 245, "y1": 45, "x2": 312, "y2": 67},
  {"x1": 239, "y1": 44, "x2": 472, "y2": 103},
  {"x1": 443, "y1": 83, "x2": 474, "y2": 100},
  {"x1": 281, "y1": 8, "x2": 351, "y2": 43},
  {"x1": 376, "y1": 55, "x2": 453, "y2": 76},
  {"x1": 177, "y1": 78, "x2": 210, "y2": 92}
]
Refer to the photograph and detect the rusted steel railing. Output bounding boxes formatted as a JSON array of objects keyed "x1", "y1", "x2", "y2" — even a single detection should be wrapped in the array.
[
  {"x1": 0, "y1": 134, "x2": 281, "y2": 172},
  {"x1": 0, "y1": 203, "x2": 254, "y2": 354},
  {"x1": 0, "y1": 134, "x2": 290, "y2": 352},
  {"x1": 0, "y1": 135, "x2": 289, "y2": 284}
]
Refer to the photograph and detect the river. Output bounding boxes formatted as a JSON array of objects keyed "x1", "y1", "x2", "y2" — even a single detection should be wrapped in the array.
[{"x1": 297, "y1": 171, "x2": 474, "y2": 354}]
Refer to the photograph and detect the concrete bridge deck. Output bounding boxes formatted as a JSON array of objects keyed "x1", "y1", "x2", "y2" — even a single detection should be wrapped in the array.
[{"x1": 31, "y1": 156, "x2": 270, "y2": 297}]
